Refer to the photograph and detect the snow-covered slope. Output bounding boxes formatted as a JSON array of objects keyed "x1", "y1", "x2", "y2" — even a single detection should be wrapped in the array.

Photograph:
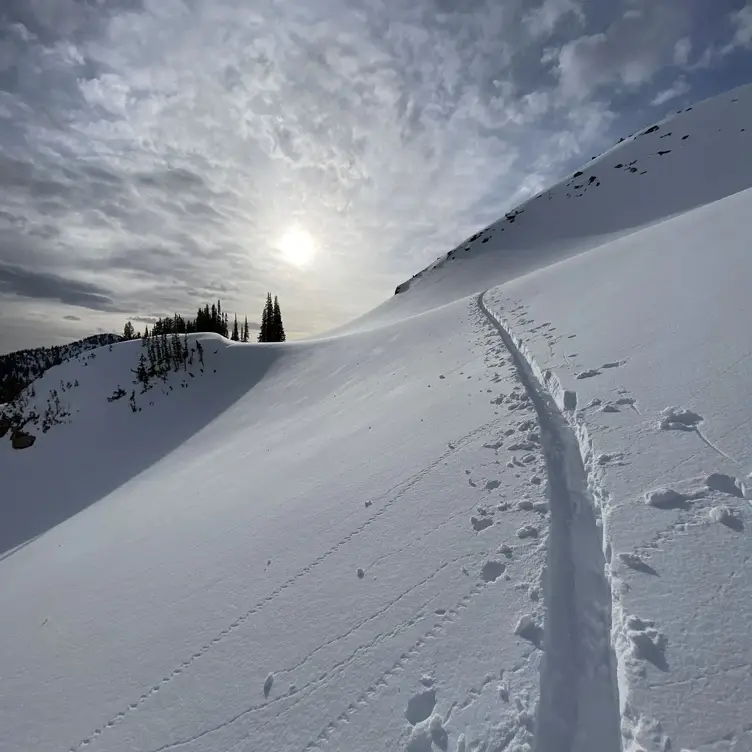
[
  {"x1": 2, "y1": 84, "x2": 751, "y2": 752},
  {"x1": 357, "y1": 84, "x2": 752, "y2": 328},
  {"x1": 0, "y1": 333, "x2": 121, "y2": 404}
]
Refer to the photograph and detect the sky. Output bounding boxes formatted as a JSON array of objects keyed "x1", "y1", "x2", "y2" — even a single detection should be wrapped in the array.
[{"x1": 0, "y1": 0, "x2": 751, "y2": 353}]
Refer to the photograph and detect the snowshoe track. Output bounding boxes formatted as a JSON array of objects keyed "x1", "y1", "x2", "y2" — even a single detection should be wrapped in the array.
[{"x1": 478, "y1": 291, "x2": 622, "y2": 752}]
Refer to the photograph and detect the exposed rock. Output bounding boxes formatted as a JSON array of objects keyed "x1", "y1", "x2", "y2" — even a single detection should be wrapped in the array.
[{"x1": 11, "y1": 430, "x2": 36, "y2": 450}]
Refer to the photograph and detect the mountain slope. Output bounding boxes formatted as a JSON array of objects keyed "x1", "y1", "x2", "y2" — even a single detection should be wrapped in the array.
[
  {"x1": 0, "y1": 333, "x2": 121, "y2": 404},
  {"x1": 2, "y1": 83, "x2": 751, "y2": 752},
  {"x1": 354, "y1": 83, "x2": 752, "y2": 328}
]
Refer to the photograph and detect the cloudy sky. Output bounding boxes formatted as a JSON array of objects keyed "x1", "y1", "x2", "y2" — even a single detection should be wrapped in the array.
[{"x1": 1, "y1": 0, "x2": 750, "y2": 352}]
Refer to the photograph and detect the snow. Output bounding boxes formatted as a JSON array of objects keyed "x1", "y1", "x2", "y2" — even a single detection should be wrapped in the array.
[{"x1": 2, "y1": 83, "x2": 752, "y2": 752}]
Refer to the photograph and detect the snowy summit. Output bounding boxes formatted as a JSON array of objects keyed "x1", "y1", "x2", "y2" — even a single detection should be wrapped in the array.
[{"x1": 2, "y1": 84, "x2": 752, "y2": 752}]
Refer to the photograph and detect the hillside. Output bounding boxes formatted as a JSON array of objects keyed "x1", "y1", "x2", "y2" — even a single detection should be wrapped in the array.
[
  {"x1": 1, "y1": 84, "x2": 751, "y2": 752},
  {"x1": 0, "y1": 333, "x2": 122, "y2": 405}
]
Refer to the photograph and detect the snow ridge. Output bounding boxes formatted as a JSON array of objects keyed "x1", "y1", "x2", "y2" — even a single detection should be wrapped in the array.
[{"x1": 478, "y1": 292, "x2": 622, "y2": 752}]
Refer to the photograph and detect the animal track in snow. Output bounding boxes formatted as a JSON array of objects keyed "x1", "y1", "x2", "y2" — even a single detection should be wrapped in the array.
[
  {"x1": 68, "y1": 420, "x2": 505, "y2": 752},
  {"x1": 576, "y1": 368, "x2": 601, "y2": 379},
  {"x1": 617, "y1": 552, "x2": 658, "y2": 576},
  {"x1": 471, "y1": 515, "x2": 494, "y2": 532},
  {"x1": 601, "y1": 360, "x2": 626, "y2": 369},
  {"x1": 302, "y1": 580, "x2": 495, "y2": 751},
  {"x1": 405, "y1": 688, "x2": 436, "y2": 725},
  {"x1": 480, "y1": 560, "x2": 506, "y2": 582},
  {"x1": 625, "y1": 615, "x2": 669, "y2": 672}
]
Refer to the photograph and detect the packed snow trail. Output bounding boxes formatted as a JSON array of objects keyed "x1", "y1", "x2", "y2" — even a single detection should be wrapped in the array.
[{"x1": 478, "y1": 292, "x2": 621, "y2": 752}]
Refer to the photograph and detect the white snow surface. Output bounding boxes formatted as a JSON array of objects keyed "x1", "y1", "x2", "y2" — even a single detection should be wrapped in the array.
[{"x1": 2, "y1": 84, "x2": 752, "y2": 752}]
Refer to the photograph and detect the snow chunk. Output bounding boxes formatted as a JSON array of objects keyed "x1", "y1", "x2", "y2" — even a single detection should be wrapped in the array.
[
  {"x1": 659, "y1": 406, "x2": 702, "y2": 431},
  {"x1": 516, "y1": 524, "x2": 539, "y2": 539},
  {"x1": 514, "y1": 614, "x2": 543, "y2": 648},
  {"x1": 709, "y1": 505, "x2": 743, "y2": 530}
]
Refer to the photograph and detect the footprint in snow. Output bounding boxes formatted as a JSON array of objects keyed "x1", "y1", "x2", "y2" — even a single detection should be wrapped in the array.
[
  {"x1": 626, "y1": 615, "x2": 668, "y2": 672},
  {"x1": 576, "y1": 369, "x2": 601, "y2": 380}
]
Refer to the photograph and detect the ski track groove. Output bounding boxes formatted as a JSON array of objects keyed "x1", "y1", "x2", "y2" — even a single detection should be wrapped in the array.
[
  {"x1": 67, "y1": 420, "x2": 500, "y2": 752},
  {"x1": 478, "y1": 291, "x2": 622, "y2": 752}
]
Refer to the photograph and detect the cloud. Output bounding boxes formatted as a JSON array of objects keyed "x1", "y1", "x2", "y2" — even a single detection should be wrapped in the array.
[
  {"x1": 674, "y1": 38, "x2": 692, "y2": 66},
  {"x1": 723, "y1": 3, "x2": 752, "y2": 53},
  {"x1": 651, "y1": 77, "x2": 691, "y2": 106},
  {"x1": 545, "y1": 1, "x2": 696, "y2": 100},
  {"x1": 0, "y1": 262, "x2": 117, "y2": 311},
  {"x1": 0, "y1": 0, "x2": 749, "y2": 350},
  {"x1": 523, "y1": 0, "x2": 584, "y2": 40},
  {"x1": 63, "y1": 314, "x2": 81, "y2": 321}
]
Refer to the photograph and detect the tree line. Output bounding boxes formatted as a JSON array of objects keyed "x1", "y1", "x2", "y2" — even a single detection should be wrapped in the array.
[{"x1": 122, "y1": 295, "x2": 286, "y2": 344}]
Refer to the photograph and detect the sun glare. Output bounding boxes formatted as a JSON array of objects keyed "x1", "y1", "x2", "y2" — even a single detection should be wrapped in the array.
[{"x1": 279, "y1": 227, "x2": 316, "y2": 267}]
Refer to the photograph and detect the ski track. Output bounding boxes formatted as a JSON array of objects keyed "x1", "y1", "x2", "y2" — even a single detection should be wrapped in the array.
[
  {"x1": 67, "y1": 418, "x2": 500, "y2": 752},
  {"x1": 478, "y1": 292, "x2": 622, "y2": 752}
]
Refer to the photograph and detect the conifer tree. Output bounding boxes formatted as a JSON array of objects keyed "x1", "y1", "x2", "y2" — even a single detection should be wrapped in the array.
[
  {"x1": 258, "y1": 293, "x2": 274, "y2": 342},
  {"x1": 242, "y1": 317, "x2": 250, "y2": 343},
  {"x1": 123, "y1": 321, "x2": 135, "y2": 340},
  {"x1": 231, "y1": 315, "x2": 240, "y2": 341},
  {"x1": 272, "y1": 296, "x2": 286, "y2": 342}
]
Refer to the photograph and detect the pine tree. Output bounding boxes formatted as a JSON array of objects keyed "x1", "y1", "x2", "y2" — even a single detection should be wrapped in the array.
[
  {"x1": 258, "y1": 293, "x2": 274, "y2": 342},
  {"x1": 242, "y1": 316, "x2": 250, "y2": 343},
  {"x1": 273, "y1": 296, "x2": 286, "y2": 342},
  {"x1": 123, "y1": 321, "x2": 135, "y2": 340},
  {"x1": 231, "y1": 315, "x2": 240, "y2": 341}
]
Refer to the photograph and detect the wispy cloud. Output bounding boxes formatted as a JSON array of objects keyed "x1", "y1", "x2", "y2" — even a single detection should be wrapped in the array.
[
  {"x1": 0, "y1": 0, "x2": 749, "y2": 352},
  {"x1": 652, "y1": 77, "x2": 691, "y2": 106}
]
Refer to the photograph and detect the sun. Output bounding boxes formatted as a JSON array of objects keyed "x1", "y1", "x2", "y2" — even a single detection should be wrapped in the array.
[{"x1": 279, "y1": 227, "x2": 316, "y2": 267}]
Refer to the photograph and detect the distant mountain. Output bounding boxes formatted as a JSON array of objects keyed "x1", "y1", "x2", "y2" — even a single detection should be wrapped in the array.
[{"x1": 0, "y1": 333, "x2": 122, "y2": 404}]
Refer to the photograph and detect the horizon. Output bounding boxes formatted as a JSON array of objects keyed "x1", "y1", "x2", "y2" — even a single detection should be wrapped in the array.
[{"x1": 1, "y1": 0, "x2": 751, "y2": 353}]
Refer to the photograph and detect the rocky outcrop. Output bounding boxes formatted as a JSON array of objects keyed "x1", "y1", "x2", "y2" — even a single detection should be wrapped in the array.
[
  {"x1": 11, "y1": 430, "x2": 36, "y2": 450},
  {"x1": 0, "y1": 416, "x2": 10, "y2": 438}
]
